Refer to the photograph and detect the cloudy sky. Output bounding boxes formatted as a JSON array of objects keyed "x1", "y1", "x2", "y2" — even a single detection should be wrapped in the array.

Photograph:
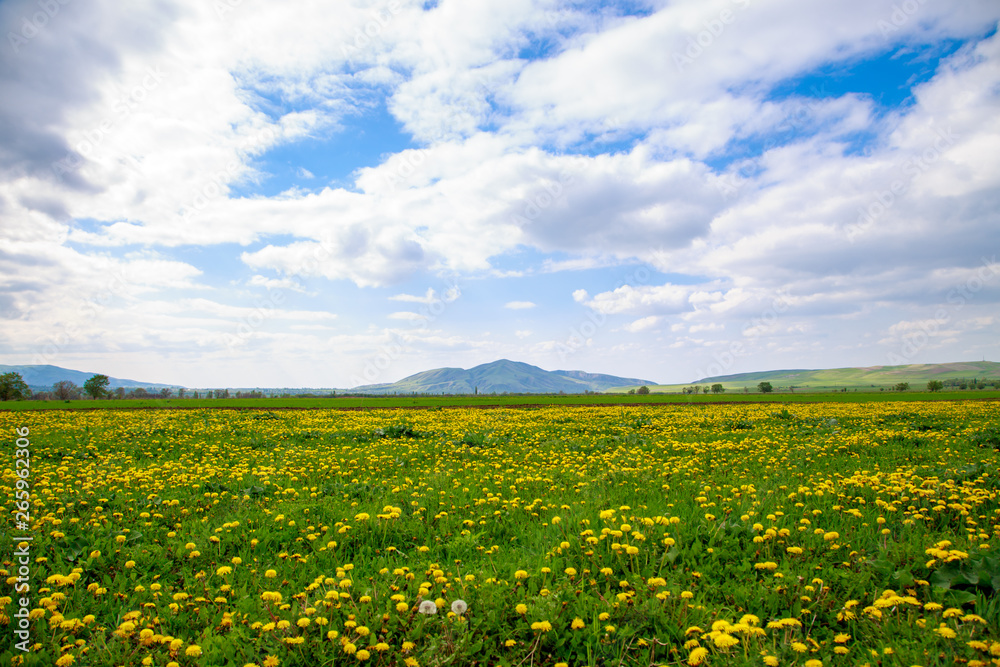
[{"x1": 1, "y1": 0, "x2": 999, "y2": 389}]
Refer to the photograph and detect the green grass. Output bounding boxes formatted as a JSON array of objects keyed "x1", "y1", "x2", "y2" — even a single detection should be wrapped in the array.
[
  {"x1": 1, "y1": 401, "x2": 997, "y2": 666},
  {"x1": 2, "y1": 390, "x2": 1000, "y2": 411},
  {"x1": 606, "y1": 361, "x2": 1000, "y2": 394}
]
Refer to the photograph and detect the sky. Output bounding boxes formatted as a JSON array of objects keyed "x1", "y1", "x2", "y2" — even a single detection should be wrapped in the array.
[{"x1": 1, "y1": 0, "x2": 999, "y2": 389}]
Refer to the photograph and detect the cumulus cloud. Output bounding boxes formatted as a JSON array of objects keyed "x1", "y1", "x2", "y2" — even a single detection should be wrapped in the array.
[{"x1": 1, "y1": 0, "x2": 998, "y2": 385}]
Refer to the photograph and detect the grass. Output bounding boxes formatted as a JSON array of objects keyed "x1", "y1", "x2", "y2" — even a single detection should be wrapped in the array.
[
  {"x1": 1, "y1": 400, "x2": 998, "y2": 666},
  {"x1": 606, "y1": 361, "x2": 1000, "y2": 394},
  {"x1": 2, "y1": 390, "x2": 999, "y2": 411}
]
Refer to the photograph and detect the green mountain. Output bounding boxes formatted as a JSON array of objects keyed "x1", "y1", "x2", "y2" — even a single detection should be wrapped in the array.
[
  {"x1": 696, "y1": 361, "x2": 1000, "y2": 388},
  {"x1": 0, "y1": 364, "x2": 181, "y2": 391},
  {"x1": 603, "y1": 361, "x2": 1000, "y2": 393},
  {"x1": 350, "y1": 359, "x2": 656, "y2": 394}
]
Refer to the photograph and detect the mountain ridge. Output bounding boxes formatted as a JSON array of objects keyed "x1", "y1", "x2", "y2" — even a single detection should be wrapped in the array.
[
  {"x1": 350, "y1": 359, "x2": 657, "y2": 394},
  {"x1": 0, "y1": 364, "x2": 181, "y2": 391},
  {"x1": 694, "y1": 361, "x2": 1000, "y2": 386}
]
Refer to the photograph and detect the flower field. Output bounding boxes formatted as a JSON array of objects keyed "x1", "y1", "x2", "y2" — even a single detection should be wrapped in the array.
[{"x1": 2, "y1": 401, "x2": 999, "y2": 667}]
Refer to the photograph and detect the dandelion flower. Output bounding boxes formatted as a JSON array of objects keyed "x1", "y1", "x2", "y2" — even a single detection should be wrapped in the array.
[
  {"x1": 451, "y1": 599, "x2": 468, "y2": 615},
  {"x1": 687, "y1": 647, "x2": 709, "y2": 665},
  {"x1": 418, "y1": 600, "x2": 438, "y2": 615}
]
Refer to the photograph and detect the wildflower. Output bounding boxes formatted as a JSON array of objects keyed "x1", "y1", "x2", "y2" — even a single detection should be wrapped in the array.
[
  {"x1": 530, "y1": 620, "x2": 552, "y2": 632},
  {"x1": 185, "y1": 646, "x2": 203, "y2": 658},
  {"x1": 514, "y1": 570, "x2": 529, "y2": 580},
  {"x1": 791, "y1": 642, "x2": 808, "y2": 653},
  {"x1": 418, "y1": 600, "x2": 438, "y2": 615},
  {"x1": 516, "y1": 603, "x2": 528, "y2": 615},
  {"x1": 805, "y1": 661, "x2": 823, "y2": 667},
  {"x1": 356, "y1": 650, "x2": 370, "y2": 661},
  {"x1": 451, "y1": 599, "x2": 468, "y2": 615},
  {"x1": 571, "y1": 617, "x2": 585, "y2": 629},
  {"x1": 687, "y1": 647, "x2": 709, "y2": 665},
  {"x1": 935, "y1": 625, "x2": 957, "y2": 639}
]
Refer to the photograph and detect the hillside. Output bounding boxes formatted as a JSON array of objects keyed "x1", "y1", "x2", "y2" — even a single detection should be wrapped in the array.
[
  {"x1": 697, "y1": 361, "x2": 1000, "y2": 387},
  {"x1": 0, "y1": 364, "x2": 181, "y2": 391},
  {"x1": 605, "y1": 361, "x2": 1000, "y2": 393},
  {"x1": 350, "y1": 359, "x2": 656, "y2": 394}
]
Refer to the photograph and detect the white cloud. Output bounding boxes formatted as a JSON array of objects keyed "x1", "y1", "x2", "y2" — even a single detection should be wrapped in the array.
[
  {"x1": 504, "y1": 301, "x2": 536, "y2": 309},
  {"x1": 388, "y1": 311, "x2": 427, "y2": 321},
  {"x1": 622, "y1": 316, "x2": 660, "y2": 332},
  {"x1": 1, "y1": 0, "x2": 999, "y2": 386}
]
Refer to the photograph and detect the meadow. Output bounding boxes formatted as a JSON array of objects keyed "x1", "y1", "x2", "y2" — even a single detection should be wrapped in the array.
[{"x1": 1, "y1": 401, "x2": 999, "y2": 666}]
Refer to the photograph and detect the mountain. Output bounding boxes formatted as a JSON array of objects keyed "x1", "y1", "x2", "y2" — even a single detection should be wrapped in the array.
[
  {"x1": 0, "y1": 364, "x2": 182, "y2": 391},
  {"x1": 350, "y1": 359, "x2": 657, "y2": 394},
  {"x1": 688, "y1": 361, "x2": 1000, "y2": 389}
]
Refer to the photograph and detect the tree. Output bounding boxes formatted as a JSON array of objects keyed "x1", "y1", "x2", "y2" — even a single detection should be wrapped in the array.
[
  {"x1": 757, "y1": 381, "x2": 773, "y2": 394},
  {"x1": 0, "y1": 372, "x2": 30, "y2": 401},
  {"x1": 53, "y1": 381, "x2": 80, "y2": 400},
  {"x1": 894, "y1": 382, "x2": 910, "y2": 392},
  {"x1": 83, "y1": 374, "x2": 110, "y2": 399},
  {"x1": 711, "y1": 383, "x2": 725, "y2": 394},
  {"x1": 927, "y1": 380, "x2": 944, "y2": 392},
  {"x1": 636, "y1": 386, "x2": 650, "y2": 395}
]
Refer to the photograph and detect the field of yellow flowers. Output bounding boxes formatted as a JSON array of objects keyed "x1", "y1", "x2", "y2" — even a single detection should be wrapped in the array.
[{"x1": 2, "y1": 401, "x2": 999, "y2": 667}]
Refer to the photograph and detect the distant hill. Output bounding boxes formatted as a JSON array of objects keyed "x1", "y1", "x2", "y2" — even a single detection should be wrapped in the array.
[
  {"x1": 0, "y1": 364, "x2": 181, "y2": 391},
  {"x1": 350, "y1": 359, "x2": 656, "y2": 394},
  {"x1": 695, "y1": 361, "x2": 1000, "y2": 388}
]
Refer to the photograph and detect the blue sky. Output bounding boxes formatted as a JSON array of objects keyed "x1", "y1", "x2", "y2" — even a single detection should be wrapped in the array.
[{"x1": 1, "y1": 0, "x2": 999, "y2": 388}]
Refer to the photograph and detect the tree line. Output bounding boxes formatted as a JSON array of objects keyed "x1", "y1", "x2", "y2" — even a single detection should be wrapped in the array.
[{"x1": 0, "y1": 372, "x2": 270, "y2": 401}]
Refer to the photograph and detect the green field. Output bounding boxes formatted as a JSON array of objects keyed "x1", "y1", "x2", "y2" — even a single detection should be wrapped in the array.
[
  {"x1": 1, "y1": 400, "x2": 999, "y2": 666},
  {"x1": 607, "y1": 361, "x2": 1000, "y2": 394},
  {"x1": 2, "y1": 390, "x2": 999, "y2": 411}
]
